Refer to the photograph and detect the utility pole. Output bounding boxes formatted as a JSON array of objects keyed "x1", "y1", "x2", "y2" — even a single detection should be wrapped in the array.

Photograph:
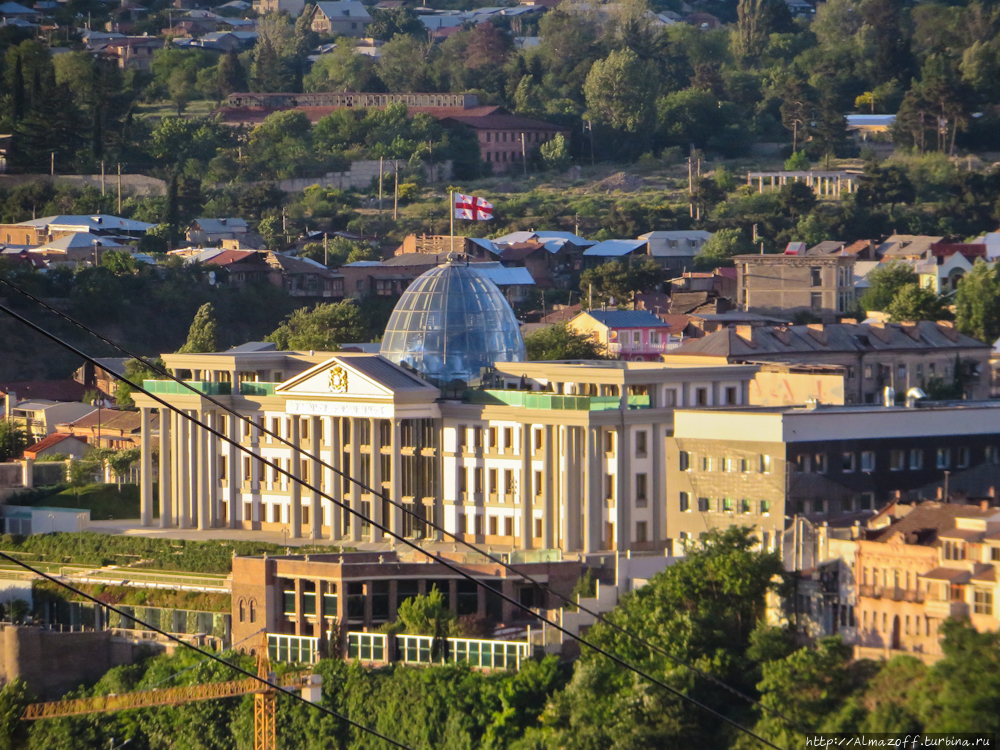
[
  {"x1": 696, "y1": 157, "x2": 702, "y2": 221},
  {"x1": 117, "y1": 163, "x2": 122, "y2": 215},
  {"x1": 323, "y1": 232, "x2": 328, "y2": 266},
  {"x1": 687, "y1": 157, "x2": 693, "y2": 218},
  {"x1": 378, "y1": 156, "x2": 384, "y2": 221},
  {"x1": 101, "y1": 161, "x2": 106, "y2": 197},
  {"x1": 520, "y1": 132, "x2": 527, "y2": 178},
  {"x1": 393, "y1": 160, "x2": 398, "y2": 221},
  {"x1": 50, "y1": 152, "x2": 54, "y2": 177}
]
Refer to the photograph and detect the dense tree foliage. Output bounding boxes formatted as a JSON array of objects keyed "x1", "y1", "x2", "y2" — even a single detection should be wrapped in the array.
[
  {"x1": 523, "y1": 323, "x2": 607, "y2": 360},
  {"x1": 265, "y1": 302, "x2": 368, "y2": 350}
]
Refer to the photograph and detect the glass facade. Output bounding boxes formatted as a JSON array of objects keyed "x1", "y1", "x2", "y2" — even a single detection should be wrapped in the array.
[{"x1": 380, "y1": 262, "x2": 526, "y2": 388}]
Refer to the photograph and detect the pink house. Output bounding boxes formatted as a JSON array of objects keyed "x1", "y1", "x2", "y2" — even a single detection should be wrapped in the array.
[{"x1": 568, "y1": 310, "x2": 680, "y2": 361}]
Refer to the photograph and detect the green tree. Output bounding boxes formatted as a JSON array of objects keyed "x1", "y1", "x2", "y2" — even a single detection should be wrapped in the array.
[
  {"x1": 778, "y1": 180, "x2": 817, "y2": 217},
  {"x1": 540, "y1": 133, "x2": 570, "y2": 172},
  {"x1": 100, "y1": 250, "x2": 138, "y2": 276},
  {"x1": 858, "y1": 261, "x2": 918, "y2": 312},
  {"x1": 0, "y1": 679, "x2": 32, "y2": 750},
  {"x1": 115, "y1": 358, "x2": 168, "y2": 409},
  {"x1": 524, "y1": 323, "x2": 607, "y2": 360},
  {"x1": 0, "y1": 419, "x2": 27, "y2": 462},
  {"x1": 377, "y1": 35, "x2": 432, "y2": 92},
  {"x1": 885, "y1": 284, "x2": 949, "y2": 322},
  {"x1": 218, "y1": 49, "x2": 248, "y2": 96},
  {"x1": 304, "y1": 42, "x2": 378, "y2": 92},
  {"x1": 694, "y1": 227, "x2": 751, "y2": 270},
  {"x1": 784, "y1": 150, "x2": 810, "y2": 171},
  {"x1": 583, "y1": 48, "x2": 654, "y2": 133},
  {"x1": 578, "y1": 258, "x2": 662, "y2": 308},
  {"x1": 367, "y1": 7, "x2": 426, "y2": 40},
  {"x1": 733, "y1": 0, "x2": 792, "y2": 68},
  {"x1": 955, "y1": 259, "x2": 1000, "y2": 343},
  {"x1": 265, "y1": 302, "x2": 366, "y2": 350},
  {"x1": 856, "y1": 164, "x2": 916, "y2": 212},
  {"x1": 177, "y1": 303, "x2": 218, "y2": 353}
]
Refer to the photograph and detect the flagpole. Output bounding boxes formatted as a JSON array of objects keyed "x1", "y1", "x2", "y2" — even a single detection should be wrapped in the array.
[{"x1": 449, "y1": 190, "x2": 455, "y2": 258}]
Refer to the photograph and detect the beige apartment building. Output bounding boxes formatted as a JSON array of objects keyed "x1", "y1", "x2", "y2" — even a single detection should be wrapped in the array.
[
  {"x1": 736, "y1": 252, "x2": 856, "y2": 320},
  {"x1": 854, "y1": 500, "x2": 1000, "y2": 663}
]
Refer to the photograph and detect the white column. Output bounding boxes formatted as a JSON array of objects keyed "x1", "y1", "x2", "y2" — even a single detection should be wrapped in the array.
[
  {"x1": 158, "y1": 407, "x2": 171, "y2": 528},
  {"x1": 520, "y1": 424, "x2": 532, "y2": 550},
  {"x1": 311, "y1": 415, "x2": 322, "y2": 540},
  {"x1": 350, "y1": 417, "x2": 361, "y2": 542},
  {"x1": 543, "y1": 424, "x2": 554, "y2": 549},
  {"x1": 197, "y1": 411, "x2": 210, "y2": 531},
  {"x1": 617, "y1": 426, "x2": 631, "y2": 552},
  {"x1": 290, "y1": 416, "x2": 302, "y2": 538},
  {"x1": 140, "y1": 406, "x2": 153, "y2": 527},
  {"x1": 584, "y1": 426, "x2": 600, "y2": 553},
  {"x1": 177, "y1": 410, "x2": 190, "y2": 529},
  {"x1": 227, "y1": 412, "x2": 240, "y2": 528},
  {"x1": 331, "y1": 416, "x2": 343, "y2": 540},
  {"x1": 390, "y1": 419, "x2": 402, "y2": 540},
  {"x1": 370, "y1": 417, "x2": 383, "y2": 543}
]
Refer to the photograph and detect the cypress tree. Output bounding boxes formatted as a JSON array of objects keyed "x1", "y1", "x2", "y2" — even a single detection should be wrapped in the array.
[{"x1": 178, "y1": 303, "x2": 219, "y2": 354}]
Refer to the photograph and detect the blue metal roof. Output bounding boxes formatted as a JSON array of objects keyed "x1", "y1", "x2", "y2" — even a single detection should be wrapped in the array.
[
  {"x1": 583, "y1": 239, "x2": 648, "y2": 257},
  {"x1": 583, "y1": 310, "x2": 671, "y2": 328}
]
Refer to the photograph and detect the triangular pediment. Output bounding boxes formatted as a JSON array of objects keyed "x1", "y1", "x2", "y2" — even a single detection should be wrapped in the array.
[{"x1": 276, "y1": 357, "x2": 393, "y2": 399}]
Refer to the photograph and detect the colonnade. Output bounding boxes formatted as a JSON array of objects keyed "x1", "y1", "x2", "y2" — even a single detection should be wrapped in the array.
[
  {"x1": 139, "y1": 407, "x2": 432, "y2": 543},
  {"x1": 746, "y1": 171, "x2": 858, "y2": 196}
]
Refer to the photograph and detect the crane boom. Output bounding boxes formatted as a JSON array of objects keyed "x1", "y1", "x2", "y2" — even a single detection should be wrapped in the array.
[{"x1": 22, "y1": 673, "x2": 313, "y2": 721}]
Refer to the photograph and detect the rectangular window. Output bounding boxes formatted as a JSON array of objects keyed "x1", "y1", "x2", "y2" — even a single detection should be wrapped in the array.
[
  {"x1": 890, "y1": 450, "x2": 905, "y2": 471},
  {"x1": 504, "y1": 469, "x2": 515, "y2": 495},
  {"x1": 605, "y1": 474, "x2": 614, "y2": 500},
  {"x1": 474, "y1": 467, "x2": 484, "y2": 494},
  {"x1": 636, "y1": 521, "x2": 648, "y2": 543},
  {"x1": 489, "y1": 515, "x2": 498, "y2": 535},
  {"x1": 814, "y1": 453, "x2": 827, "y2": 474},
  {"x1": 489, "y1": 427, "x2": 498, "y2": 451},
  {"x1": 760, "y1": 499, "x2": 770, "y2": 515},
  {"x1": 810, "y1": 267, "x2": 822, "y2": 287},
  {"x1": 243, "y1": 456, "x2": 252, "y2": 481},
  {"x1": 605, "y1": 431, "x2": 615, "y2": 454},
  {"x1": 937, "y1": 448, "x2": 951, "y2": 469},
  {"x1": 861, "y1": 451, "x2": 876, "y2": 472},
  {"x1": 635, "y1": 473, "x2": 648, "y2": 505},
  {"x1": 323, "y1": 589, "x2": 338, "y2": 617},
  {"x1": 760, "y1": 455, "x2": 771, "y2": 474},
  {"x1": 680, "y1": 492, "x2": 690, "y2": 512},
  {"x1": 282, "y1": 588, "x2": 296, "y2": 616},
  {"x1": 700, "y1": 456, "x2": 712, "y2": 472},
  {"x1": 722, "y1": 497, "x2": 734, "y2": 512},
  {"x1": 810, "y1": 292, "x2": 822, "y2": 310},
  {"x1": 534, "y1": 428, "x2": 543, "y2": 451},
  {"x1": 457, "y1": 426, "x2": 467, "y2": 451},
  {"x1": 534, "y1": 518, "x2": 543, "y2": 538},
  {"x1": 504, "y1": 427, "x2": 513, "y2": 451},
  {"x1": 725, "y1": 386, "x2": 738, "y2": 405},
  {"x1": 957, "y1": 447, "x2": 970, "y2": 468},
  {"x1": 974, "y1": 589, "x2": 993, "y2": 615},
  {"x1": 475, "y1": 514, "x2": 484, "y2": 535},
  {"x1": 474, "y1": 427, "x2": 483, "y2": 450},
  {"x1": 635, "y1": 431, "x2": 647, "y2": 457},
  {"x1": 739, "y1": 499, "x2": 751, "y2": 514},
  {"x1": 458, "y1": 468, "x2": 468, "y2": 493},
  {"x1": 679, "y1": 451, "x2": 690, "y2": 471},
  {"x1": 698, "y1": 497, "x2": 709, "y2": 512},
  {"x1": 796, "y1": 454, "x2": 811, "y2": 473},
  {"x1": 696, "y1": 387, "x2": 708, "y2": 406},
  {"x1": 504, "y1": 517, "x2": 513, "y2": 536},
  {"x1": 843, "y1": 452, "x2": 856, "y2": 473},
  {"x1": 909, "y1": 449, "x2": 924, "y2": 470},
  {"x1": 489, "y1": 468, "x2": 498, "y2": 495},
  {"x1": 534, "y1": 470, "x2": 543, "y2": 496},
  {"x1": 664, "y1": 389, "x2": 678, "y2": 407}
]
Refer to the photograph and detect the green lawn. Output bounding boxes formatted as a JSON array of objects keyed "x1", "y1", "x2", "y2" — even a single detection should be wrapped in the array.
[{"x1": 14, "y1": 483, "x2": 150, "y2": 521}]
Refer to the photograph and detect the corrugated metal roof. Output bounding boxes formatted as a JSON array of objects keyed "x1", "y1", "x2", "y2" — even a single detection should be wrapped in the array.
[
  {"x1": 472, "y1": 262, "x2": 535, "y2": 286},
  {"x1": 583, "y1": 239, "x2": 648, "y2": 257}
]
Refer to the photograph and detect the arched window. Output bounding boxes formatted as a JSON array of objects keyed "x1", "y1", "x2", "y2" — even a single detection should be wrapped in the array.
[
  {"x1": 249, "y1": 599, "x2": 256, "y2": 623},
  {"x1": 238, "y1": 599, "x2": 246, "y2": 622}
]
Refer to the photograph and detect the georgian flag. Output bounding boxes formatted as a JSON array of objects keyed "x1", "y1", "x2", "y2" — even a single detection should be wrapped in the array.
[{"x1": 454, "y1": 193, "x2": 494, "y2": 221}]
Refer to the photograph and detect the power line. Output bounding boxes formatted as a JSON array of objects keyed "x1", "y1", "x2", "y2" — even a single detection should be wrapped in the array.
[
  {"x1": 0, "y1": 551, "x2": 418, "y2": 750},
  {"x1": 0, "y1": 293, "x2": 790, "y2": 750},
  {"x1": 0, "y1": 276, "x2": 806, "y2": 732}
]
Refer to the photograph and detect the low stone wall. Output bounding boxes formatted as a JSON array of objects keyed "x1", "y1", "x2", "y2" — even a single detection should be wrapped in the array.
[
  {"x1": 0, "y1": 626, "x2": 116, "y2": 698},
  {"x1": 250, "y1": 159, "x2": 452, "y2": 193},
  {"x1": 0, "y1": 174, "x2": 167, "y2": 197}
]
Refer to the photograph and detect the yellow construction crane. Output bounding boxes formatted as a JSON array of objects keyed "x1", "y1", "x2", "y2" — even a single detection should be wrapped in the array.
[{"x1": 21, "y1": 636, "x2": 320, "y2": 750}]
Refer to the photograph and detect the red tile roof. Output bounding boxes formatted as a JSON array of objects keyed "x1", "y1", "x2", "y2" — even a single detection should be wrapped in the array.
[
  {"x1": 203, "y1": 249, "x2": 265, "y2": 267},
  {"x1": 442, "y1": 113, "x2": 567, "y2": 131},
  {"x1": 24, "y1": 432, "x2": 80, "y2": 458},
  {"x1": 216, "y1": 104, "x2": 501, "y2": 126}
]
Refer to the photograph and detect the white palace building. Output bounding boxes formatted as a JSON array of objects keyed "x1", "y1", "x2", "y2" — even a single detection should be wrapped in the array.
[{"x1": 133, "y1": 262, "x2": 761, "y2": 554}]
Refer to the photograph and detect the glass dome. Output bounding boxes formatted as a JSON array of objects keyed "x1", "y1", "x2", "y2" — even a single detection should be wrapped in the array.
[{"x1": 379, "y1": 261, "x2": 526, "y2": 389}]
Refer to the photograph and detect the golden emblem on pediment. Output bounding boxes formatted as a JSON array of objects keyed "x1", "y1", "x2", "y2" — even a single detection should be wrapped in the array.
[{"x1": 329, "y1": 364, "x2": 348, "y2": 393}]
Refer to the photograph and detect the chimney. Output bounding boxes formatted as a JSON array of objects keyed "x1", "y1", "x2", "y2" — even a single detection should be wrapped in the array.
[
  {"x1": 734, "y1": 325, "x2": 756, "y2": 347},
  {"x1": 806, "y1": 323, "x2": 827, "y2": 345},
  {"x1": 981, "y1": 500, "x2": 991, "y2": 511},
  {"x1": 4, "y1": 390, "x2": 15, "y2": 419},
  {"x1": 937, "y1": 486, "x2": 943, "y2": 500},
  {"x1": 990, "y1": 486, "x2": 996, "y2": 499}
]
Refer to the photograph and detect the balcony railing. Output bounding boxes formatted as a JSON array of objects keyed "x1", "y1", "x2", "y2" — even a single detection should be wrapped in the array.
[
  {"x1": 858, "y1": 585, "x2": 924, "y2": 603},
  {"x1": 240, "y1": 382, "x2": 278, "y2": 397},
  {"x1": 142, "y1": 380, "x2": 231, "y2": 396},
  {"x1": 925, "y1": 599, "x2": 969, "y2": 618},
  {"x1": 607, "y1": 340, "x2": 681, "y2": 354},
  {"x1": 464, "y1": 390, "x2": 650, "y2": 411}
]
